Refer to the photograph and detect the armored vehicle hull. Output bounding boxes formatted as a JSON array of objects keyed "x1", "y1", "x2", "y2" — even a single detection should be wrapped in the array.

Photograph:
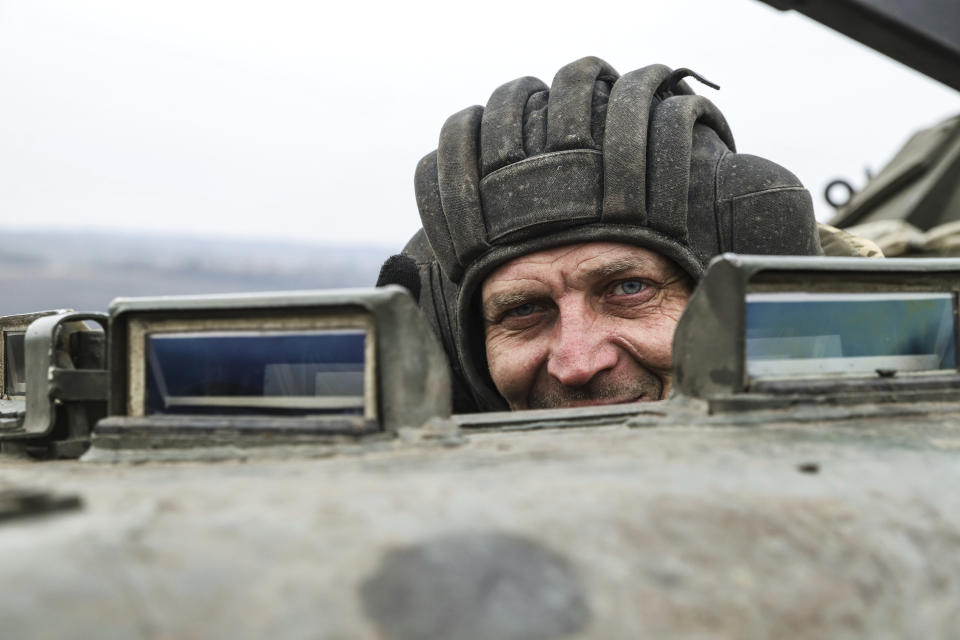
[{"x1": 2, "y1": 405, "x2": 960, "y2": 639}]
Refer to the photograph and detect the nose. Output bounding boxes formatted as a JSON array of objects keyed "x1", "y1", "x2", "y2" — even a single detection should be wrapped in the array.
[{"x1": 546, "y1": 304, "x2": 619, "y2": 388}]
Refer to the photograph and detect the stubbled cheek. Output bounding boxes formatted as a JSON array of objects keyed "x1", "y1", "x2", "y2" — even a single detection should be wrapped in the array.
[
  {"x1": 484, "y1": 330, "x2": 511, "y2": 352},
  {"x1": 609, "y1": 322, "x2": 677, "y2": 374},
  {"x1": 485, "y1": 336, "x2": 543, "y2": 407},
  {"x1": 488, "y1": 363, "x2": 530, "y2": 409}
]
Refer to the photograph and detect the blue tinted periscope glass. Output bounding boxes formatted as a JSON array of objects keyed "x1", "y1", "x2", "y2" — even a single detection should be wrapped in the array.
[
  {"x1": 746, "y1": 293, "x2": 957, "y2": 378},
  {"x1": 4, "y1": 332, "x2": 25, "y2": 395},
  {"x1": 145, "y1": 330, "x2": 366, "y2": 415}
]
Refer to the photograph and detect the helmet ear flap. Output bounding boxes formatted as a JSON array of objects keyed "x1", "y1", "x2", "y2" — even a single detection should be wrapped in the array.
[
  {"x1": 376, "y1": 230, "x2": 483, "y2": 413},
  {"x1": 376, "y1": 253, "x2": 421, "y2": 302}
]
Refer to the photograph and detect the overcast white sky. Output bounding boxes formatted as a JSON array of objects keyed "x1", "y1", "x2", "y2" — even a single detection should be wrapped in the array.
[{"x1": 1, "y1": 0, "x2": 957, "y2": 249}]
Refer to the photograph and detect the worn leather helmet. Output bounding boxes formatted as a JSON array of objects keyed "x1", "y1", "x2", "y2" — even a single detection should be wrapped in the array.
[{"x1": 383, "y1": 56, "x2": 821, "y2": 411}]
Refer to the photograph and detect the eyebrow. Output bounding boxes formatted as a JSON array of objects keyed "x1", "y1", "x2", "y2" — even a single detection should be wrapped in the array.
[
  {"x1": 482, "y1": 291, "x2": 536, "y2": 320},
  {"x1": 581, "y1": 257, "x2": 653, "y2": 280}
]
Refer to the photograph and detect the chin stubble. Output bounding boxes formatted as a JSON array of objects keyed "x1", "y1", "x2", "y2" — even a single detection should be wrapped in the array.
[{"x1": 526, "y1": 371, "x2": 665, "y2": 410}]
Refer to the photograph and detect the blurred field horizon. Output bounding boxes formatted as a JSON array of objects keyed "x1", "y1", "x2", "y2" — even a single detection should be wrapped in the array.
[{"x1": 0, "y1": 228, "x2": 392, "y2": 315}]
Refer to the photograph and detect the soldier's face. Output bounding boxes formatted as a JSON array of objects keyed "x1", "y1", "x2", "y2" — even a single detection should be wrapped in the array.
[{"x1": 481, "y1": 242, "x2": 692, "y2": 410}]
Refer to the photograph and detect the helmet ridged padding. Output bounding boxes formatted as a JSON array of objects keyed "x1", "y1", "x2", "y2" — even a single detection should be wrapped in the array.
[
  {"x1": 480, "y1": 76, "x2": 549, "y2": 176},
  {"x1": 436, "y1": 105, "x2": 490, "y2": 279},
  {"x1": 647, "y1": 94, "x2": 735, "y2": 242},
  {"x1": 600, "y1": 64, "x2": 676, "y2": 225},
  {"x1": 545, "y1": 57, "x2": 619, "y2": 152}
]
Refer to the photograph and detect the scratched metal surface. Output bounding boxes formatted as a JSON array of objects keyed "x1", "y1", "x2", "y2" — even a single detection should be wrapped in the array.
[{"x1": 1, "y1": 413, "x2": 960, "y2": 639}]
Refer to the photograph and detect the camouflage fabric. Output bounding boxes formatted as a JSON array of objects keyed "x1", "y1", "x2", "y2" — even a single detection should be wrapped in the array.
[
  {"x1": 818, "y1": 223, "x2": 885, "y2": 258},
  {"x1": 916, "y1": 220, "x2": 960, "y2": 255}
]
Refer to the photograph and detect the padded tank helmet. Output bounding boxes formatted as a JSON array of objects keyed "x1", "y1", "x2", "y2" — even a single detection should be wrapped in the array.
[{"x1": 383, "y1": 56, "x2": 821, "y2": 411}]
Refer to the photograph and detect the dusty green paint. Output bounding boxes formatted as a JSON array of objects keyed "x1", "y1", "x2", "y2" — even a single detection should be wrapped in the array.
[
  {"x1": 830, "y1": 116, "x2": 960, "y2": 231},
  {"x1": 3, "y1": 410, "x2": 960, "y2": 638}
]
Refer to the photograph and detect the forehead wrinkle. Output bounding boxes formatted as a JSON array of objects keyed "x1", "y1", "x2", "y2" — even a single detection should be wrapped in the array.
[{"x1": 483, "y1": 275, "x2": 547, "y2": 298}]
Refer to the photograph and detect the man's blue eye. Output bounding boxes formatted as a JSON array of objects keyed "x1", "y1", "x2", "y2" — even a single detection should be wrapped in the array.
[
  {"x1": 507, "y1": 303, "x2": 537, "y2": 317},
  {"x1": 614, "y1": 280, "x2": 647, "y2": 295}
]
